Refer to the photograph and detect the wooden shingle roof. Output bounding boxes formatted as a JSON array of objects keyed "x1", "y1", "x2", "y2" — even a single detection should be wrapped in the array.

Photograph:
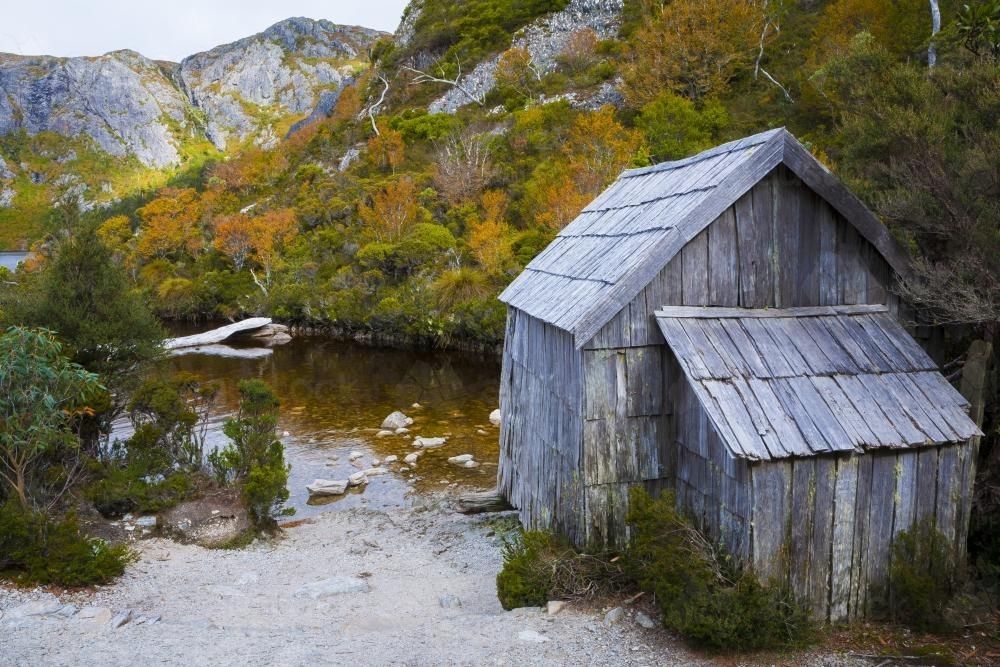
[
  {"x1": 499, "y1": 128, "x2": 910, "y2": 348},
  {"x1": 654, "y1": 305, "x2": 981, "y2": 461}
]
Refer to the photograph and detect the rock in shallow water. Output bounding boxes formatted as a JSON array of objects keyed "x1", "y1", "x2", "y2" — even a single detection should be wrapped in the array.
[
  {"x1": 381, "y1": 411, "x2": 413, "y2": 430},
  {"x1": 413, "y1": 436, "x2": 447, "y2": 449},
  {"x1": 306, "y1": 479, "x2": 348, "y2": 497}
]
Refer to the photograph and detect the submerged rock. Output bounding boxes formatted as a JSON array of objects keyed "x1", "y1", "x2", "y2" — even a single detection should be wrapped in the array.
[
  {"x1": 489, "y1": 409, "x2": 501, "y2": 427},
  {"x1": 413, "y1": 436, "x2": 447, "y2": 449},
  {"x1": 381, "y1": 411, "x2": 413, "y2": 430}
]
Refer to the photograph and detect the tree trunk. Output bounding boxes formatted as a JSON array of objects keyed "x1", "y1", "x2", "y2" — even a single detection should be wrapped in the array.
[{"x1": 929, "y1": 0, "x2": 942, "y2": 67}]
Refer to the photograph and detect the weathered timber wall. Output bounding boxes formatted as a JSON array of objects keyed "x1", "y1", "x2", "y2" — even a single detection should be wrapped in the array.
[
  {"x1": 577, "y1": 166, "x2": 898, "y2": 549},
  {"x1": 585, "y1": 167, "x2": 897, "y2": 350},
  {"x1": 579, "y1": 345, "x2": 673, "y2": 545},
  {"x1": 741, "y1": 444, "x2": 975, "y2": 621},
  {"x1": 673, "y1": 374, "x2": 751, "y2": 561},
  {"x1": 497, "y1": 309, "x2": 587, "y2": 544}
]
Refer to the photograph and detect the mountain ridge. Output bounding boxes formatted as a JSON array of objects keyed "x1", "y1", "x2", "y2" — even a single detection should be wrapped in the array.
[{"x1": 0, "y1": 17, "x2": 385, "y2": 167}]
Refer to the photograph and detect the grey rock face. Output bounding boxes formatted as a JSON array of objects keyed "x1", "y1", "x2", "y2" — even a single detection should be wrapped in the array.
[
  {"x1": 428, "y1": 0, "x2": 623, "y2": 114},
  {"x1": 0, "y1": 50, "x2": 187, "y2": 167},
  {"x1": 0, "y1": 155, "x2": 15, "y2": 179},
  {"x1": 180, "y1": 18, "x2": 382, "y2": 149},
  {"x1": 0, "y1": 18, "x2": 386, "y2": 165}
]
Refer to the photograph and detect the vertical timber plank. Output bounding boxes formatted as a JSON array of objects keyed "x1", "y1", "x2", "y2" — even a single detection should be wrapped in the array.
[
  {"x1": 752, "y1": 460, "x2": 791, "y2": 582},
  {"x1": 915, "y1": 446, "x2": 940, "y2": 523},
  {"x1": 850, "y1": 455, "x2": 874, "y2": 618},
  {"x1": 830, "y1": 455, "x2": 858, "y2": 621},
  {"x1": 682, "y1": 228, "x2": 710, "y2": 306},
  {"x1": 866, "y1": 454, "x2": 898, "y2": 610},
  {"x1": 810, "y1": 457, "x2": 836, "y2": 620},
  {"x1": 709, "y1": 207, "x2": 740, "y2": 306},
  {"x1": 790, "y1": 458, "x2": 816, "y2": 601}
]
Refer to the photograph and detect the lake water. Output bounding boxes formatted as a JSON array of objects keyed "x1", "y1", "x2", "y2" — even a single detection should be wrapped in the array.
[
  {"x1": 0, "y1": 251, "x2": 28, "y2": 271},
  {"x1": 151, "y1": 336, "x2": 502, "y2": 518}
]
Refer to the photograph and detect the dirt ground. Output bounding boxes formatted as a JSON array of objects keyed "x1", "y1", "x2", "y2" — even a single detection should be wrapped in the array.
[{"x1": 1, "y1": 497, "x2": 874, "y2": 667}]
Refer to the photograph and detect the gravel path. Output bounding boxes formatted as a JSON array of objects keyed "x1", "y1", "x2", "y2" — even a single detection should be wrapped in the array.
[{"x1": 0, "y1": 503, "x2": 863, "y2": 666}]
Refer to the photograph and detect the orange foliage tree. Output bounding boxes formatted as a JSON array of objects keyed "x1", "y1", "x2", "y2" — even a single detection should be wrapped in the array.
[
  {"x1": 212, "y1": 208, "x2": 299, "y2": 292},
  {"x1": 558, "y1": 28, "x2": 599, "y2": 74},
  {"x1": 467, "y1": 189, "x2": 514, "y2": 275},
  {"x1": 808, "y1": 0, "x2": 935, "y2": 65},
  {"x1": 366, "y1": 124, "x2": 405, "y2": 174},
  {"x1": 564, "y1": 105, "x2": 643, "y2": 196},
  {"x1": 212, "y1": 213, "x2": 255, "y2": 271},
  {"x1": 357, "y1": 177, "x2": 422, "y2": 243},
  {"x1": 135, "y1": 187, "x2": 204, "y2": 260}
]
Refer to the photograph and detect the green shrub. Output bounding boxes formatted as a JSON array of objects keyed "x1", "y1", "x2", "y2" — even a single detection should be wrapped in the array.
[
  {"x1": 85, "y1": 464, "x2": 197, "y2": 518},
  {"x1": 626, "y1": 488, "x2": 811, "y2": 651},
  {"x1": 0, "y1": 501, "x2": 137, "y2": 587},
  {"x1": 887, "y1": 517, "x2": 958, "y2": 633},
  {"x1": 209, "y1": 379, "x2": 292, "y2": 532},
  {"x1": 496, "y1": 529, "x2": 628, "y2": 610}
]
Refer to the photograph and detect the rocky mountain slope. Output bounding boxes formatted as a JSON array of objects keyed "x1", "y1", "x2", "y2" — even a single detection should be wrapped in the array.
[
  {"x1": 0, "y1": 18, "x2": 382, "y2": 168},
  {"x1": 0, "y1": 18, "x2": 385, "y2": 246}
]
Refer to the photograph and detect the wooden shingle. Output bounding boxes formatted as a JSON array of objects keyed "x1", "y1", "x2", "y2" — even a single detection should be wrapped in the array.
[{"x1": 654, "y1": 305, "x2": 982, "y2": 460}]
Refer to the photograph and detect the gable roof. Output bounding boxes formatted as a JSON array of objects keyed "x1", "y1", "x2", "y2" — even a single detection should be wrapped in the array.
[
  {"x1": 654, "y1": 305, "x2": 981, "y2": 461},
  {"x1": 499, "y1": 128, "x2": 910, "y2": 348}
]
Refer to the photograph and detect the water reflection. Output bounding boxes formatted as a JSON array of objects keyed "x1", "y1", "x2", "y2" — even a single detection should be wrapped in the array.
[{"x1": 157, "y1": 336, "x2": 501, "y2": 517}]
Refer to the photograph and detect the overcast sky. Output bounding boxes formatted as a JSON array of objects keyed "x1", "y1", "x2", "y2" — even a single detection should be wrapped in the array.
[{"x1": 0, "y1": 1, "x2": 411, "y2": 62}]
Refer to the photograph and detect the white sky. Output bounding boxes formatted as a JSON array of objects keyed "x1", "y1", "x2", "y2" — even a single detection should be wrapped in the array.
[{"x1": 0, "y1": 1, "x2": 411, "y2": 62}]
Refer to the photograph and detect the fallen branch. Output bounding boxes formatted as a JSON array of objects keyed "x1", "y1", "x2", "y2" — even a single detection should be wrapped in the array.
[{"x1": 456, "y1": 487, "x2": 513, "y2": 514}]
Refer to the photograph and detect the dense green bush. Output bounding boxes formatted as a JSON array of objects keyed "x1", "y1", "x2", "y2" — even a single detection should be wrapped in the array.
[
  {"x1": 85, "y1": 463, "x2": 197, "y2": 518},
  {"x1": 0, "y1": 501, "x2": 136, "y2": 586},
  {"x1": 209, "y1": 379, "x2": 292, "y2": 532},
  {"x1": 626, "y1": 488, "x2": 811, "y2": 651},
  {"x1": 887, "y1": 518, "x2": 958, "y2": 633},
  {"x1": 496, "y1": 529, "x2": 628, "y2": 610}
]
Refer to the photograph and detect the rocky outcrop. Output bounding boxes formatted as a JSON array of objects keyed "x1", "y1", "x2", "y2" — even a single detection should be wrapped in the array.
[
  {"x1": 0, "y1": 19, "x2": 386, "y2": 166},
  {"x1": 179, "y1": 18, "x2": 383, "y2": 150},
  {"x1": 0, "y1": 50, "x2": 189, "y2": 167},
  {"x1": 427, "y1": 0, "x2": 624, "y2": 114}
]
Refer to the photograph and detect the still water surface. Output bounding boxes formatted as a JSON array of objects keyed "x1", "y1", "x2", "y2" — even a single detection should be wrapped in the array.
[
  {"x1": 152, "y1": 336, "x2": 501, "y2": 518},
  {"x1": 0, "y1": 251, "x2": 28, "y2": 271}
]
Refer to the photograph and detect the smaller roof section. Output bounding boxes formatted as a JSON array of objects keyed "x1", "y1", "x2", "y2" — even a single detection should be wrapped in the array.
[{"x1": 655, "y1": 305, "x2": 982, "y2": 461}]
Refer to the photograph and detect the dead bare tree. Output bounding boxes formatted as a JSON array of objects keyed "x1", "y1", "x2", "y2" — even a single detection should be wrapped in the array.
[
  {"x1": 403, "y1": 61, "x2": 486, "y2": 107},
  {"x1": 754, "y1": 3, "x2": 793, "y2": 103},
  {"x1": 360, "y1": 74, "x2": 390, "y2": 136},
  {"x1": 433, "y1": 130, "x2": 496, "y2": 204},
  {"x1": 928, "y1": 0, "x2": 942, "y2": 67}
]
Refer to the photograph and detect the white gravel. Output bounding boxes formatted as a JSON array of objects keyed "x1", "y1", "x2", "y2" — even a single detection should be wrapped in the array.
[{"x1": 0, "y1": 502, "x2": 863, "y2": 666}]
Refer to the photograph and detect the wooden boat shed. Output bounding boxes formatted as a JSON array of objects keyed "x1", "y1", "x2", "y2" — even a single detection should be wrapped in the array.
[{"x1": 496, "y1": 128, "x2": 982, "y2": 620}]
